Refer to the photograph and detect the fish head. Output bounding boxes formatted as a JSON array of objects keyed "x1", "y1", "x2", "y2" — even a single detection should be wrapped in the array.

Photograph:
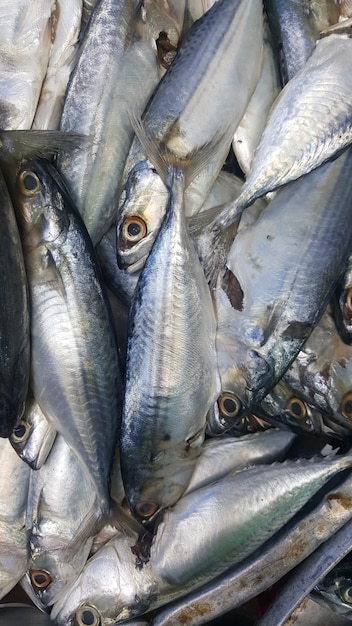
[
  {"x1": 116, "y1": 161, "x2": 168, "y2": 273},
  {"x1": 208, "y1": 330, "x2": 274, "y2": 434},
  {"x1": 15, "y1": 159, "x2": 69, "y2": 248},
  {"x1": 313, "y1": 555, "x2": 352, "y2": 615}
]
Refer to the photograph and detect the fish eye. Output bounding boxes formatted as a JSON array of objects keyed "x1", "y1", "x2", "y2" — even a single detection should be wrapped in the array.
[
  {"x1": 30, "y1": 569, "x2": 52, "y2": 589},
  {"x1": 339, "y1": 583, "x2": 352, "y2": 604},
  {"x1": 74, "y1": 605, "x2": 101, "y2": 626},
  {"x1": 286, "y1": 397, "x2": 307, "y2": 421},
  {"x1": 217, "y1": 392, "x2": 242, "y2": 424},
  {"x1": 341, "y1": 391, "x2": 352, "y2": 419},
  {"x1": 11, "y1": 420, "x2": 30, "y2": 443},
  {"x1": 345, "y1": 289, "x2": 352, "y2": 319},
  {"x1": 18, "y1": 170, "x2": 41, "y2": 196},
  {"x1": 121, "y1": 216, "x2": 147, "y2": 243},
  {"x1": 135, "y1": 500, "x2": 159, "y2": 519}
]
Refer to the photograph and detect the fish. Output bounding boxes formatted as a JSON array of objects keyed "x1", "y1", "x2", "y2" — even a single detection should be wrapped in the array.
[
  {"x1": 207, "y1": 148, "x2": 352, "y2": 433},
  {"x1": 32, "y1": 0, "x2": 83, "y2": 130},
  {"x1": 0, "y1": 165, "x2": 29, "y2": 437},
  {"x1": 332, "y1": 252, "x2": 352, "y2": 345},
  {"x1": 312, "y1": 551, "x2": 352, "y2": 617},
  {"x1": 116, "y1": 0, "x2": 263, "y2": 273},
  {"x1": 120, "y1": 162, "x2": 219, "y2": 522},
  {"x1": 9, "y1": 394, "x2": 56, "y2": 470},
  {"x1": 12, "y1": 157, "x2": 123, "y2": 517},
  {"x1": 0, "y1": 438, "x2": 30, "y2": 600},
  {"x1": 0, "y1": 0, "x2": 54, "y2": 129},
  {"x1": 51, "y1": 452, "x2": 352, "y2": 625},
  {"x1": 57, "y1": 0, "x2": 160, "y2": 245},
  {"x1": 25, "y1": 435, "x2": 101, "y2": 608},
  {"x1": 216, "y1": 34, "x2": 352, "y2": 231}
]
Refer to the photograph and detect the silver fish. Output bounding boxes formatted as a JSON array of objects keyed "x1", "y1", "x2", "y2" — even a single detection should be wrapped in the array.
[
  {"x1": 0, "y1": 438, "x2": 30, "y2": 600},
  {"x1": 207, "y1": 148, "x2": 352, "y2": 432},
  {"x1": 120, "y1": 165, "x2": 219, "y2": 521},
  {"x1": 25, "y1": 434, "x2": 101, "y2": 607},
  {"x1": 57, "y1": 0, "x2": 159, "y2": 244},
  {"x1": 117, "y1": 0, "x2": 263, "y2": 272},
  {"x1": 12, "y1": 158, "x2": 122, "y2": 516},
  {"x1": 52, "y1": 452, "x2": 352, "y2": 625},
  {"x1": 217, "y1": 34, "x2": 352, "y2": 230}
]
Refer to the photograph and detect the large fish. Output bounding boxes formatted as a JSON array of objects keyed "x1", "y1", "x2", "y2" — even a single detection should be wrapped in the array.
[
  {"x1": 117, "y1": 0, "x2": 263, "y2": 273},
  {"x1": 57, "y1": 0, "x2": 159, "y2": 245},
  {"x1": 12, "y1": 157, "x2": 122, "y2": 517},
  {"x1": 51, "y1": 452, "x2": 352, "y2": 625},
  {"x1": 120, "y1": 164, "x2": 219, "y2": 522},
  {"x1": 207, "y1": 148, "x2": 352, "y2": 432},
  {"x1": 216, "y1": 34, "x2": 352, "y2": 230}
]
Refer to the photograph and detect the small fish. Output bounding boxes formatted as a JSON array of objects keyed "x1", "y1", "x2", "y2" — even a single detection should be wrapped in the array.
[
  {"x1": 312, "y1": 551, "x2": 352, "y2": 617},
  {"x1": 332, "y1": 252, "x2": 352, "y2": 345}
]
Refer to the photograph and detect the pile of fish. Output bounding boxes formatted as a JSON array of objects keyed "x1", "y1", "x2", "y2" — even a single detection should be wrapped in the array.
[{"x1": 3, "y1": 0, "x2": 352, "y2": 624}]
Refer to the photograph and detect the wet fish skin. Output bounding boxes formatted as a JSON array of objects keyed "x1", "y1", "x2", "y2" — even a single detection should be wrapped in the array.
[
  {"x1": 208, "y1": 148, "x2": 352, "y2": 432},
  {"x1": 217, "y1": 34, "x2": 352, "y2": 230},
  {"x1": 117, "y1": 0, "x2": 263, "y2": 272},
  {"x1": 0, "y1": 438, "x2": 30, "y2": 600},
  {"x1": 26, "y1": 435, "x2": 101, "y2": 608},
  {"x1": 52, "y1": 453, "x2": 352, "y2": 625},
  {"x1": 0, "y1": 0, "x2": 54, "y2": 129},
  {"x1": 9, "y1": 395, "x2": 56, "y2": 470},
  {"x1": 57, "y1": 0, "x2": 159, "y2": 245},
  {"x1": 0, "y1": 166, "x2": 29, "y2": 437},
  {"x1": 12, "y1": 158, "x2": 122, "y2": 516},
  {"x1": 120, "y1": 166, "x2": 219, "y2": 521}
]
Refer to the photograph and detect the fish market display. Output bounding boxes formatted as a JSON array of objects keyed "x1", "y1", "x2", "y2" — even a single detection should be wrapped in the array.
[{"x1": 2, "y1": 1, "x2": 352, "y2": 625}]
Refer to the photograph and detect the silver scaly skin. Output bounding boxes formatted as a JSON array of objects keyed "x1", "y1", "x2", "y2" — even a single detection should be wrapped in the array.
[
  {"x1": 120, "y1": 166, "x2": 219, "y2": 522},
  {"x1": 12, "y1": 158, "x2": 122, "y2": 517},
  {"x1": 9, "y1": 394, "x2": 56, "y2": 470}
]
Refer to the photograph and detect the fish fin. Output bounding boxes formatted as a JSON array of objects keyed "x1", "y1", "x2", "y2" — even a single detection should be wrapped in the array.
[
  {"x1": 214, "y1": 195, "x2": 244, "y2": 230},
  {"x1": 129, "y1": 110, "x2": 233, "y2": 189},
  {"x1": 189, "y1": 206, "x2": 239, "y2": 289},
  {"x1": 0, "y1": 130, "x2": 89, "y2": 165}
]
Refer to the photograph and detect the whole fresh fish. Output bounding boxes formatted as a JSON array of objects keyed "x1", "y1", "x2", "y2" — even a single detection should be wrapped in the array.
[
  {"x1": 152, "y1": 463, "x2": 352, "y2": 626},
  {"x1": 216, "y1": 34, "x2": 352, "y2": 230},
  {"x1": 57, "y1": 0, "x2": 159, "y2": 245},
  {"x1": 117, "y1": 0, "x2": 263, "y2": 273},
  {"x1": 9, "y1": 394, "x2": 56, "y2": 469},
  {"x1": 51, "y1": 452, "x2": 352, "y2": 625},
  {"x1": 12, "y1": 157, "x2": 122, "y2": 517},
  {"x1": 0, "y1": 438, "x2": 30, "y2": 600},
  {"x1": 32, "y1": 0, "x2": 83, "y2": 130},
  {"x1": 264, "y1": 0, "x2": 337, "y2": 84},
  {"x1": 120, "y1": 164, "x2": 219, "y2": 522},
  {"x1": 207, "y1": 148, "x2": 352, "y2": 433},
  {"x1": 0, "y1": 166, "x2": 29, "y2": 437},
  {"x1": 0, "y1": 0, "x2": 54, "y2": 129},
  {"x1": 25, "y1": 434, "x2": 101, "y2": 607}
]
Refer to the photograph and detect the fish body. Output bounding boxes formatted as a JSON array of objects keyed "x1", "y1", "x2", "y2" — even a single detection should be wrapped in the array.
[
  {"x1": 218, "y1": 34, "x2": 352, "y2": 229},
  {"x1": 0, "y1": 438, "x2": 30, "y2": 599},
  {"x1": 13, "y1": 158, "x2": 122, "y2": 515},
  {"x1": 52, "y1": 452, "x2": 352, "y2": 625},
  {"x1": 57, "y1": 0, "x2": 159, "y2": 244},
  {"x1": 0, "y1": 0, "x2": 54, "y2": 129},
  {"x1": 0, "y1": 167, "x2": 29, "y2": 437},
  {"x1": 26, "y1": 435, "x2": 101, "y2": 607},
  {"x1": 120, "y1": 166, "x2": 219, "y2": 520},
  {"x1": 117, "y1": 0, "x2": 263, "y2": 272},
  {"x1": 209, "y1": 149, "x2": 352, "y2": 432}
]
